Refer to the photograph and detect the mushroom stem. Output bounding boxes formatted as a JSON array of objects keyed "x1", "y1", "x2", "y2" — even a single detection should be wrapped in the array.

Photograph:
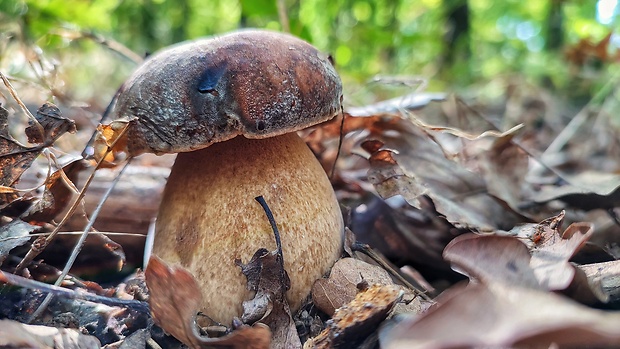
[{"x1": 153, "y1": 132, "x2": 343, "y2": 324}]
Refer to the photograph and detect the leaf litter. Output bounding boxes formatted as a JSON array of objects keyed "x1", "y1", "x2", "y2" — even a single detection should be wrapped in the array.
[{"x1": 2, "y1": 52, "x2": 620, "y2": 349}]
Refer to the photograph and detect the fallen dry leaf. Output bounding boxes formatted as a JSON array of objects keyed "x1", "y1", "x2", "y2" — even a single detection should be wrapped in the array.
[
  {"x1": 527, "y1": 171, "x2": 620, "y2": 211},
  {"x1": 580, "y1": 260, "x2": 620, "y2": 303},
  {"x1": 237, "y1": 247, "x2": 301, "y2": 349},
  {"x1": 380, "y1": 283, "x2": 620, "y2": 349},
  {"x1": 0, "y1": 219, "x2": 38, "y2": 265},
  {"x1": 312, "y1": 257, "x2": 393, "y2": 316},
  {"x1": 361, "y1": 117, "x2": 499, "y2": 232},
  {"x1": 306, "y1": 284, "x2": 403, "y2": 349},
  {"x1": 350, "y1": 194, "x2": 460, "y2": 277},
  {"x1": 529, "y1": 221, "x2": 594, "y2": 290},
  {"x1": 0, "y1": 318, "x2": 100, "y2": 349},
  {"x1": 93, "y1": 119, "x2": 133, "y2": 166},
  {"x1": 443, "y1": 233, "x2": 541, "y2": 289},
  {"x1": 444, "y1": 224, "x2": 610, "y2": 304},
  {"x1": 145, "y1": 256, "x2": 271, "y2": 349},
  {"x1": 476, "y1": 133, "x2": 530, "y2": 214},
  {"x1": 0, "y1": 103, "x2": 75, "y2": 206},
  {"x1": 24, "y1": 102, "x2": 76, "y2": 145}
]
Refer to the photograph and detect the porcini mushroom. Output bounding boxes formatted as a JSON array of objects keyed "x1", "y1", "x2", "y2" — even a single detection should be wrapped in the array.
[{"x1": 111, "y1": 30, "x2": 344, "y2": 324}]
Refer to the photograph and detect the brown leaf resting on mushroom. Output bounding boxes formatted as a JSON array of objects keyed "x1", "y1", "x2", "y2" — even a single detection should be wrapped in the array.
[
  {"x1": 144, "y1": 256, "x2": 271, "y2": 349},
  {"x1": 237, "y1": 247, "x2": 301, "y2": 349}
]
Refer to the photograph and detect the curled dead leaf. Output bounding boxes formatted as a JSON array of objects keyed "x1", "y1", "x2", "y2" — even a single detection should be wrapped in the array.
[
  {"x1": 145, "y1": 256, "x2": 272, "y2": 349},
  {"x1": 93, "y1": 119, "x2": 132, "y2": 166},
  {"x1": 443, "y1": 233, "x2": 541, "y2": 289},
  {"x1": 24, "y1": 103, "x2": 76, "y2": 145},
  {"x1": 237, "y1": 247, "x2": 300, "y2": 349},
  {"x1": 380, "y1": 283, "x2": 620, "y2": 349}
]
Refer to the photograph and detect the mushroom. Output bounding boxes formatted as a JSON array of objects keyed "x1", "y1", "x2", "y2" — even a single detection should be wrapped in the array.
[{"x1": 110, "y1": 30, "x2": 344, "y2": 324}]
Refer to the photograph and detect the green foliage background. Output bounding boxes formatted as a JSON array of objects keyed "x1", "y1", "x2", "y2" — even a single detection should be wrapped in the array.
[{"x1": 0, "y1": 0, "x2": 617, "y2": 105}]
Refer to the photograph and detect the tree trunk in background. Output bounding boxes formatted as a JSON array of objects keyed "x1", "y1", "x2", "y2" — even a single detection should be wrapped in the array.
[
  {"x1": 441, "y1": 0, "x2": 471, "y2": 81},
  {"x1": 545, "y1": 0, "x2": 564, "y2": 51}
]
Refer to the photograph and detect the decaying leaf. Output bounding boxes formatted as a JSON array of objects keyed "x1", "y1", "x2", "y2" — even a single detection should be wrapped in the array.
[
  {"x1": 0, "y1": 219, "x2": 39, "y2": 265},
  {"x1": 306, "y1": 284, "x2": 403, "y2": 349},
  {"x1": 0, "y1": 107, "x2": 42, "y2": 199},
  {"x1": 312, "y1": 257, "x2": 393, "y2": 316},
  {"x1": 145, "y1": 256, "x2": 271, "y2": 349},
  {"x1": 476, "y1": 133, "x2": 530, "y2": 213},
  {"x1": 0, "y1": 103, "x2": 75, "y2": 207},
  {"x1": 529, "y1": 220, "x2": 594, "y2": 290},
  {"x1": 443, "y1": 233, "x2": 541, "y2": 289},
  {"x1": 361, "y1": 117, "x2": 499, "y2": 232},
  {"x1": 237, "y1": 247, "x2": 301, "y2": 349},
  {"x1": 580, "y1": 260, "x2": 620, "y2": 303},
  {"x1": 445, "y1": 221, "x2": 609, "y2": 304},
  {"x1": 380, "y1": 283, "x2": 620, "y2": 349},
  {"x1": 350, "y1": 194, "x2": 460, "y2": 277},
  {"x1": 527, "y1": 171, "x2": 620, "y2": 211},
  {"x1": 93, "y1": 119, "x2": 133, "y2": 165},
  {"x1": 24, "y1": 102, "x2": 76, "y2": 145},
  {"x1": 0, "y1": 318, "x2": 100, "y2": 349}
]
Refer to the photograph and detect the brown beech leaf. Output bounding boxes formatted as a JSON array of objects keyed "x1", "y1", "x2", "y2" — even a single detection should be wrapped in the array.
[
  {"x1": 361, "y1": 117, "x2": 499, "y2": 232},
  {"x1": 306, "y1": 284, "x2": 403, "y2": 349},
  {"x1": 380, "y1": 283, "x2": 620, "y2": 349},
  {"x1": 0, "y1": 103, "x2": 75, "y2": 206},
  {"x1": 351, "y1": 194, "x2": 460, "y2": 277},
  {"x1": 443, "y1": 233, "x2": 541, "y2": 289},
  {"x1": 145, "y1": 256, "x2": 271, "y2": 349},
  {"x1": 445, "y1": 221, "x2": 609, "y2": 304},
  {"x1": 527, "y1": 171, "x2": 620, "y2": 211},
  {"x1": 237, "y1": 247, "x2": 301, "y2": 349},
  {"x1": 580, "y1": 260, "x2": 620, "y2": 303},
  {"x1": 530, "y1": 221, "x2": 594, "y2": 290},
  {"x1": 312, "y1": 257, "x2": 393, "y2": 316},
  {"x1": 477, "y1": 133, "x2": 529, "y2": 213},
  {"x1": 25, "y1": 103, "x2": 76, "y2": 145}
]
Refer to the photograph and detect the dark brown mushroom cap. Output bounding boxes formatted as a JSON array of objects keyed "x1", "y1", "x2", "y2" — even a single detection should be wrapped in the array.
[{"x1": 113, "y1": 29, "x2": 342, "y2": 156}]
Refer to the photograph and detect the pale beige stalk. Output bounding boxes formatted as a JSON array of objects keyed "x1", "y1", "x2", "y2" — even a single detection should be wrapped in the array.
[{"x1": 154, "y1": 132, "x2": 343, "y2": 323}]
